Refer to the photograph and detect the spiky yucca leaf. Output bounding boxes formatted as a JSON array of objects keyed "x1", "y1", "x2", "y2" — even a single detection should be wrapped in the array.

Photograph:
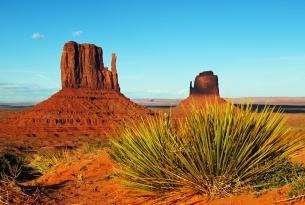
[{"x1": 111, "y1": 102, "x2": 305, "y2": 196}]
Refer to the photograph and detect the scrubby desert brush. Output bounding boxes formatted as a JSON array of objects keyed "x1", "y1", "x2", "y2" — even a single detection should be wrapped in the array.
[
  {"x1": 288, "y1": 177, "x2": 305, "y2": 199},
  {"x1": 111, "y1": 102, "x2": 305, "y2": 198},
  {"x1": 0, "y1": 151, "x2": 42, "y2": 205},
  {"x1": 27, "y1": 142, "x2": 108, "y2": 174},
  {"x1": 0, "y1": 151, "x2": 23, "y2": 179},
  {"x1": 27, "y1": 150, "x2": 70, "y2": 174},
  {"x1": 253, "y1": 159, "x2": 305, "y2": 191},
  {"x1": 0, "y1": 177, "x2": 42, "y2": 205}
]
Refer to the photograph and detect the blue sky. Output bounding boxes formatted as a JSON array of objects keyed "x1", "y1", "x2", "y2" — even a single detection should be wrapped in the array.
[{"x1": 0, "y1": 0, "x2": 304, "y2": 102}]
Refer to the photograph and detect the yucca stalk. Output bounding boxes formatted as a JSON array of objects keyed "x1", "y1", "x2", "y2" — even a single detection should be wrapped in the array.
[{"x1": 111, "y1": 102, "x2": 305, "y2": 196}]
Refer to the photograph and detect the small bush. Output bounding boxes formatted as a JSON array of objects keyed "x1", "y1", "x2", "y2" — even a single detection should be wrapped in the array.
[
  {"x1": 27, "y1": 142, "x2": 108, "y2": 174},
  {"x1": 253, "y1": 159, "x2": 305, "y2": 190},
  {"x1": 27, "y1": 151, "x2": 69, "y2": 173},
  {"x1": 111, "y1": 102, "x2": 305, "y2": 197},
  {"x1": 0, "y1": 151, "x2": 42, "y2": 204},
  {"x1": 289, "y1": 177, "x2": 305, "y2": 198},
  {"x1": 0, "y1": 151, "x2": 24, "y2": 180}
]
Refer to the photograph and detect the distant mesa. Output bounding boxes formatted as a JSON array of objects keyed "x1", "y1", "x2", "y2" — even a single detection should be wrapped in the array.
[
  {"x1": 175, "y1": 70, "x2": 224, "y2": 112},
  {"x1": 0, "y1": 41, "x2": 153, "y2": 138},
  {"x1": 189, "y1": 71, "x2": 219, "y2": 96}
]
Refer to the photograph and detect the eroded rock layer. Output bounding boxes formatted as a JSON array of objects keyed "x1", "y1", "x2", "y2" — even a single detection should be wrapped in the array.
[{"x1": 0, "y1": 89, "x2": 153, "y2": 137}]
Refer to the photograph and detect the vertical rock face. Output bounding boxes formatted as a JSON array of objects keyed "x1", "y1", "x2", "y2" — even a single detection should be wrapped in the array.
[
  {"x1": 61, "y1": 41, "x2": 120, "y2": 91},
  {"x1": 111, "y1": 53, "x2": 120, "y2": 92},
  {"x1": 190, "y1": 71, "x2": 219, "y2": 96}
]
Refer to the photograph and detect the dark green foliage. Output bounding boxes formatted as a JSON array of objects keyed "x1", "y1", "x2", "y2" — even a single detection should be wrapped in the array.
[
  {"x1": 289, "y1": 177, "x2": 305, "y2": 198},
  {"x1": 253, "y1": 159, "x2": 305, "y2": 190}
]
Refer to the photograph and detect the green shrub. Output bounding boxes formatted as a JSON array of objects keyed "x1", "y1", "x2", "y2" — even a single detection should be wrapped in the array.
[
  {"x1": 111, "y1": 102, "x2": 305, "y2": 197},
  {"x1": 289, "y1": 177, "x2": 305, "y2": 198},
  {"x1": 253, "y1": 159, "x2": 305, "y2": 190}
]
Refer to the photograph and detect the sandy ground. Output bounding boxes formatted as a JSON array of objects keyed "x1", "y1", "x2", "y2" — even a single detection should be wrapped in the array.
[
  {"x1": 25, "y1": 146, "x2": 305, "y2": 205},
  {"x1": 1, "y1": 107, "x2": 305, "y2": 204}
]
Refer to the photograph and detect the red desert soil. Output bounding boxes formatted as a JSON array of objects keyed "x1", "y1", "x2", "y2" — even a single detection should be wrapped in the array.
[
  {"x1": 0, "y1": 89, "x2": 152, "y2": 138},
  {"x1": 0, "y1": 90, "x2": 154, "y2": 152},
  {"x1": 24, "y1": 144, "x2": 305, "y2": 205},
  {"x1": 19, "y1": 112, "x2": 305, "y2": 204},
  {"x1": 0, "y1": 109, "x2": 14, "y2": 120},
  {"x1": 1, "y1": 103, "x2": 304, "y2": 204}
]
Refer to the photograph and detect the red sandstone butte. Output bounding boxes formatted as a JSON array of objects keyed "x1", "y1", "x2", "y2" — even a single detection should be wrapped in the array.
[
  {"x1": 0, "y1": 41, "x2": 153, "y2": 138},
  {"x1": 175, "y1": 70, "x2": 224, "y2": 112},
  {"x1": 61, "y1": 41, "x2": 120, "y2": 91},
  {"x1": 189, "y1": 71, "x2": 219, "y2": 96}
]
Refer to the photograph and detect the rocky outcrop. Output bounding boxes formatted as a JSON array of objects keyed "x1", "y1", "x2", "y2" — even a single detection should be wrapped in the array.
[
  {"x1": 174, "y1": 70, "x2": 224, "y2": 114},
  {"x1": 61, "y1": 41, "x2": 120, "y2": 91},
  {"x1": 0, "y1": 41, "x2": 152, "y2": 138},
  {"x1": 111, "y1": 53, "x2": 120, "y2": 92},
  {"x1": 0, "y1": 89, "x2": 153, "y2": 138},
  {"x1": 189, "y1": 71, "x2": 219, "y2": 96}
]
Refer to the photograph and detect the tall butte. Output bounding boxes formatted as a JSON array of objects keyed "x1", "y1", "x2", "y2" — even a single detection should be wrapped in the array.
[
  {"x1": 0, "y1": 41, "x2": 153, "y2": 138},
  {"x1": 61, "y1": 42, "x2": 120, "y2": 91},
  {"x1": 175, "y1": 70, "x2": 224, "y2": 111}
]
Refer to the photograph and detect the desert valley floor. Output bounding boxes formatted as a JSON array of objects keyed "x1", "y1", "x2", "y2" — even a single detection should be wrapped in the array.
[{"x1": 1, "y1": 98, "x2": 305, "y2": 205}]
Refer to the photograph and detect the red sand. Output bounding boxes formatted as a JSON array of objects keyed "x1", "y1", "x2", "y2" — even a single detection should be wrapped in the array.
[
  {"x1": 0, "y1": 89, "x2": 154, "y2": 139},
  {"x1": 25, "y1": 148, "x2": 305, "y2": 205}
]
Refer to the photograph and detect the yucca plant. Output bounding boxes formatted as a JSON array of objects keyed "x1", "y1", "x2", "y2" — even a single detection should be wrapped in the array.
[
  {"x1": 111, "y1": 102, "x2": 305, "y2": 197},
  {"x1": 111, "y1": 116, "x2": 182, "y2": 192}
]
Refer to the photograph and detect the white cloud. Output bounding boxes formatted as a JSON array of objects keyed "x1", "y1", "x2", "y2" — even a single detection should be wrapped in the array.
[
  {"x1": 31, "y1": 32, "x2": 45, "y2": 39},
  {"x1": 72, "y1": 30, "x2": 83, "y2": 37}
]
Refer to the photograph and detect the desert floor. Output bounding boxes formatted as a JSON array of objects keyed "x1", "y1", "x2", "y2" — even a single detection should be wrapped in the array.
[{"x1": 1, "y1": 104, "x2": 305, "y2": 204}]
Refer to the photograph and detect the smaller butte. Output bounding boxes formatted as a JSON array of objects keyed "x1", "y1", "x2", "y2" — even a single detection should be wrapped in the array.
[
  {"x1": 189, "y1": 71, "x2": 219, "y2": 96},
  {"x1": 175, "y1": 70, "x2": 224, "y2": 112}
]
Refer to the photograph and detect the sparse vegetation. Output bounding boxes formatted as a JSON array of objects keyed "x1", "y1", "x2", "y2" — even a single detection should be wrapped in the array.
[
  {"x1": 27, "y1": 142, "x2": 109, "y2": 174},
  {"x1": 289, "y1": 177, "x2": 305, "y2": 198},
  {"x1": 0, "y1": 150, "x2": 42, "y2": 204},
  {"x1": 253, "y1": 159, "x2": 305, "y2": 191},
  {"x1": 0, "y1": 151, "x2": 24, "y2": 180},
  {"x1": 27, "y1": 151, "x2": 69, "y2": 174},
  {"x1": 111, "y1": 102, "x2": 305, "y2": 197}
]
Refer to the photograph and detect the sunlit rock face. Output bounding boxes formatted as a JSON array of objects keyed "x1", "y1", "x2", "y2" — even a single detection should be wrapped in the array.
[
  {"x1": 61, "y1": 41, "x2": 120, "y2": 91},
  {"x1": 189, "y1": 71, "x2": 219, "y2": 96}
]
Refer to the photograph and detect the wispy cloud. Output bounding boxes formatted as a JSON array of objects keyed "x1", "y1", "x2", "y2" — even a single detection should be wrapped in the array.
[
  {"x1": 31, "y1": 32, "x2": 45, "y2": 39},
  {"x1": 72, "y1": 30, "x2": 83, "y2": 37},
  {"x1": 0, "y1": 82, "x2": 58, "y2": 103}
]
